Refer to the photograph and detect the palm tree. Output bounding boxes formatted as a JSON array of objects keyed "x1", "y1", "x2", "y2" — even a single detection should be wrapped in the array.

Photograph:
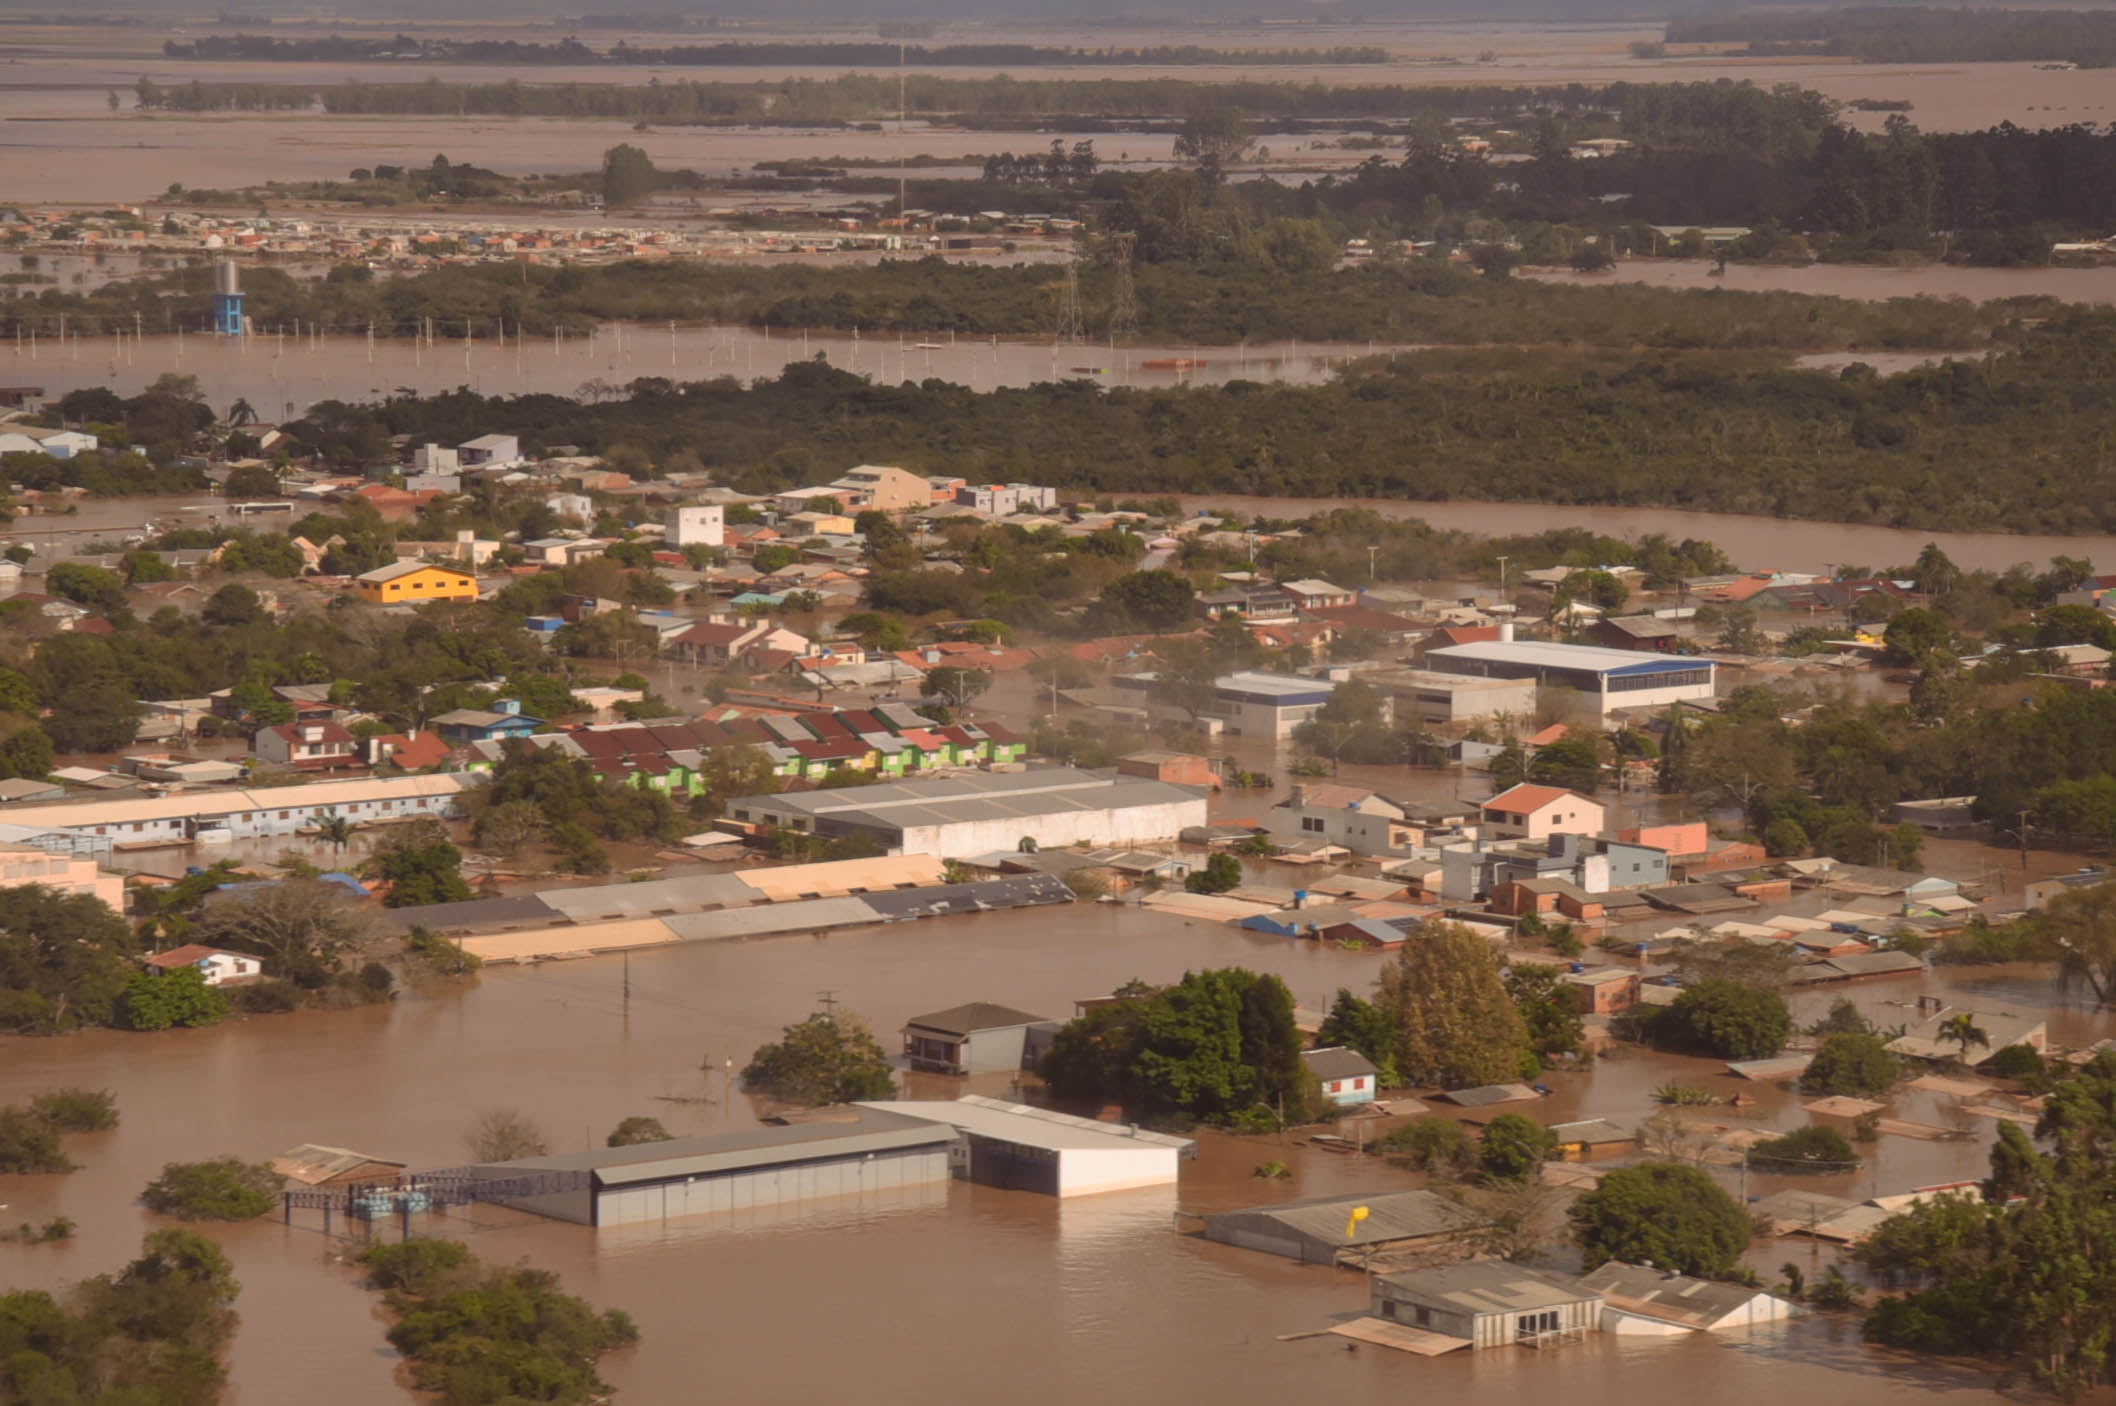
[
  {"x1": 226, "y1": 397, "x2": 257, "y2": 427},
  {"x1": 316, "y1": 813, "x2": 353, "y2": 864},
  {"x1": 1939, "y1": 1013, "x2": 1989, "y2": 1066}
]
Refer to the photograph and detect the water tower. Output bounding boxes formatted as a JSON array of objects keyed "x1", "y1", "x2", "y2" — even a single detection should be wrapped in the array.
[{"x1": 211, "y1": 259, "x2": 244, "y2": 336}]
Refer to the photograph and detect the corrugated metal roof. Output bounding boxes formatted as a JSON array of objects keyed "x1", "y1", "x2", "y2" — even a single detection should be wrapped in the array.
[
  {"x1": 866, "y1": 1095, "x2": 1194, "y2": 1153},
  {"x1": 1213, "y1": 1190, "x2": 1486, "y2": 1249},
  {"x1": 475, "y1": 1107, "x2": 954, "y2": 1185}
]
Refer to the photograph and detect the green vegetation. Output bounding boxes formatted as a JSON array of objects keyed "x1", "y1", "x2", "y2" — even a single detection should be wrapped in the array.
[
  {"x1": 1668, "y1": 8, "x2": 2116, "y2": 66},
  {"x1": 119, "y1": 966, "x2": 230, "y2": 1032},
  {"x1": 1748, "y1": 1124, "x2": 1859, "y2": 1172},
  {"x1": 1651, "y1": 1081, "x2": 1718, "y2": 1106},
  {"x1": 360, "y1": 1238, "x2": 639, "y2": 1406},
  {"x1": 1377, "y1": 923, "x2": 1534, "y2": 1088},
  {"x1": 0, "y1": 1106, "x2": 75, "y2": 1174},
  {"x1": 0, "y1": 884, "x2": 139, "y2": 1034},
  {"x1": 1478, "y1": 1113, "x2": 1560, "y2": 1183},
  {"x1": 0, "y1": 1229, "x2": 241, "y2": 1406},
  {"x1": 1038, "y1": 970, "x2": 1313, "y2": 1127},
  {"x1": 28, "y1": 1087, "x2": 119, "y2": 1133},
  {"x1": 1858, "y1": 1055, "x2": 2116, "y2": 1392},
  {"x1": 470, "y1": 741, "x2": 684, "y2": 869},
  {"x1": 364, "y1": 818, "x2": 474, "y2": 908},
  {"x1": 140, "y1": 1157, "x2": 283, "y2": 1221},
  {"x1": 1183, "y1": 852, "x2": 1243, "y2": 895},
  {"x1": 1801, "y1": 1032, "x2": 1902, "y2": 1098},
  {"x1": 605, "y1": 1116, "x2": 673, "y2": 1147},
  {"x1": 1315, "y1": 987, "x2": 1401, "y2": 1085},
  {"x1": 1653, "y1": 979, "x2": 1792, "y2": 1061},
  {"x1": 743, "y1": 1010, "x2": 898, "y2": 1106},
  {"x1": 1571, "y1": 1162, "x2": 1754, "y2": 1276},
  {"x1": 1502, "y1": 963, "x2": 1585, "y2": 1063},
  {"x1": 1380, "y1": 1116, "x2": 1476, "y2": 1176}
]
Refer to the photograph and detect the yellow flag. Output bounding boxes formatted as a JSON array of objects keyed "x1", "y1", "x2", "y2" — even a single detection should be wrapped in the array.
[{"x1": 1344, "y1": 1205, "x2": 1370, "y2": 1238}]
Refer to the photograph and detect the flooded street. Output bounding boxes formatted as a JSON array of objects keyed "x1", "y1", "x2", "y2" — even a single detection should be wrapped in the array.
[{"x1": 1, "y1": 893, "x2": 2102, "y2": 1404}]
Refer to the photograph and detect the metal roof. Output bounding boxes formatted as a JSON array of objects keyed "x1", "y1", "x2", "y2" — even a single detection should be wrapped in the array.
[
  {"x1": 0, "y1": 773, "x2": 464, "y2": 831},
  {"x1": 903, "y1": 1002, "x2": 1052, "y2": 1038},
  {"x1": 1438, "y1": 1082, "x2": 1541, "y2": 1107},
  {"x1": 869, "y1": 1095, "x2": 1195, "y2": 1152},
  {"x1": 1212, "y1": 1190, "x2": 1487, "y2": 1249},
  {"x1": 1375, "y1": 1261, "x2": 1598, "y2": 1314},
  {"x1": 1428, "y1": 640, "x2": 1706, "y2": 677},
  {"x1": 1302, "y1": 1046, "x2": 1379, "y2": 1080},
  {"x1": 474, "y1": 1107, "x2": 953, "y2": 1186},
  {"x1": 733, "y1": 768, "x2": 1201, "y2": 834},
  {"x1": 1578, "y1": 1263, "x2": 1784, "y2": 1325}
]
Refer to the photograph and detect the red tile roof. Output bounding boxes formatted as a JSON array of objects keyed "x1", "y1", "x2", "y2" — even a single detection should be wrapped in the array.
[{"x1": 1484, "y1": 783, "x2": 1593, "y2": 814}]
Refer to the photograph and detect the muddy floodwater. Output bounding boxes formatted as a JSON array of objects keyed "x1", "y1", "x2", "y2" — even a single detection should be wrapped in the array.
[{"x1": 1, "y1": 894, "x2": 2104, "y2": 1406}]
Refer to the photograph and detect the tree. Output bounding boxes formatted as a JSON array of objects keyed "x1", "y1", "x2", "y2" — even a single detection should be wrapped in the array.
[
  {"x1": 1479, "y1": 1112, "x2": 1559, "y2": 1183},
  {"x1": 1659, "y1": 979, "x2": 1792, "y2": 1059},
  {"x1": 1801, "y1": 1031, "x2": 1900, "y2": 1097},
  {"x1": 118, "y1": 967, "x2": 228, "y2": 1032},
  {"x1": 1096, "y1": 568, "x2": 1196, "y2": 631},
  {"x1": 365, "y1": 818, "x2": 472, "y2": 908},
  {"x1": 1763, "y1": 817, "x2": 1810, "y2": 857},
  {"x1": 1502, "y1": 963, "x2": 1584, "y2": 1060},
  {"x1": 925, "y1": 666, "x2": 992, "y2": 712},
  {"x1": 1173, "y1": 104, "x2": 1252, "y2": 167},
  {"x1": 606, "y1": 1116, "x2": 673, "y2": 1147},
  {"x1": 466, "y1": 1107, "x2": 548, "y2": 1162},
  {"x1": 1570, "y1": 1162, "x2": 1753, "y2": 1276},
  {"x1": 1315, "y1": 988, "x2": 1399, "y2": 1084},
  {"x1": 0, "y1": 883, "x2": 139, "y2": 1033},
  {"x1": 1378, "y1": 923, "x2": 1531, "y2": 1088},
  {"x1": 1526, "y1": 736, "x2": 1602, "y2": 793},
  {"x1": 316, "y1": 812, "x2": 354, "y2": 858},
  {"x1": 475, "y1": 798, "x2": 547, "y2": 857},
  {"x1": 1380, "y1": 1116, "x2": 1476, "y2": 1176},
  {"x1": 46, "y1": 562, "x2": 127, "y2": 613},
  {"x1": 601, "y1": 142, "x2": 661, "y2": 205},
  {"x1": 1939, "y1": 1012, "x2": 1990, "y2": 1065},
  {"x1": 201, "y1": 583, "x2": 264, "y2": 628},
  {"x1": 222, "y1": 464, "x2": 280, "y2": 499},
  {"x1": 193, "y1": 879, "x2": 372, "y2": 987},
  {"x1": 743, "y1": 1011, "x2": 897, "y2": 1106},
  {"x1": 1748, "y1": 1124, "x2": 1858, "y2": 1172},
  {"x1": 1881, "y1": 606, "x2": 1950, "y2": 665},
  {"x1": 140, "y1": 1157, "x2": 281, "y2": 1220},
  {"x1": 0, "y1": 712, "x2": 55, "y2": 781},
  {"x1": 1185, "y1": 851, "x2": 1243, "y2": 894}
]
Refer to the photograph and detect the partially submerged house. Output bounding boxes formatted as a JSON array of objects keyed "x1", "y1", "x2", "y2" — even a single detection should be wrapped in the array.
[
  {"x1": 1302, "y1": 1046, "x2": 1379, "y2": 1106},
  {"x1": 1578, "y1": 1262, "x2": 1802, "y2": 1334},
  {"x1": 270, "y1": 1144, "x2": 407, "y2": 1188},
  {"x1": 1369, "y1": 1261, "x2": 1602, "y2": 1350},
  {"x1": 1200, "y1": 1189, "x2": 1488, "y2": 1266},
  {"x1": 899, "y1": 1002, "x2": 1059, "y2": 1076}
]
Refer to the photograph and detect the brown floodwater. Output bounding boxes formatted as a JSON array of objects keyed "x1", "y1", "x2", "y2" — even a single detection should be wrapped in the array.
[
  {"x1": 1178, "y1": 493, "x2": 2116, "y2": 576},
  {"x1": 2, "y1": 895, "x2": 2105, "y2": 1405}
]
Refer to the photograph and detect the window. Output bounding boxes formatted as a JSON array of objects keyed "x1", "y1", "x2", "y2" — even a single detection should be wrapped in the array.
[
  {"x1": 1517, "y1": 1311, "x2": 1560, "y2": 1337},
  {"x1": 1328, "y1": 1080, "x2": 1342, "y2": 1093},
  {"x1": 1301, "y1": 817, "x2": 1325, "y2": 833}
]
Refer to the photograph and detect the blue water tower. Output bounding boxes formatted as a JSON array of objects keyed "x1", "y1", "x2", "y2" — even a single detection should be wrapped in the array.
[{"x1": 211, "y1": 260, "x2": 244, "y2": 336}]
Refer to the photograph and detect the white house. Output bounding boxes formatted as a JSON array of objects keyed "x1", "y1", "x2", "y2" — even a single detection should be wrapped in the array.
[
  {"x1": 1578, "y1": 1262, "x2": 1801, "y2": 1334},
  {"x1": 669, "y1": 504, "x2": 725, "y2": 549},
  {"x1": 253, "y1": 720, "x2": 358, "y2": 771},
  {"x1": 1280, "y1": 578, "x2": 1356, "y2": 611},
  {"x1": 411, "y1": 443, "x2": 460, "y2": 474},
  {"x1": 1480, "y1": 784, "x2": 1607, "y2": 841},
  {"x1": 458, "y1": 433, "x2": 522, "y2": 467},
  {"x1": 143, "y1": 945, "x2": 263, "y2": 987},
  {"x1": 545, "y1": 493, "x2": 594, "y2": 522},
  {"x1": 0, "y1": 424, "x2": 97, "y2": 459},
  {"x1": 1269, "y1": 783, "x2": 1419, "y2": 856},
  {"x1": 1303, "y1": 1046, "x2": 1378, "y2": 1106}
]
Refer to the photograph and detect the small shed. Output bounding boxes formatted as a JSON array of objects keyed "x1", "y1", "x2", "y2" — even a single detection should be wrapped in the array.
[
  {"x1": 1579, "y1": 1262, "x2": 1801, "y2": 1333},
  {"x1": 271, "y1": 1144, "x2": 406, "y2": 1188},
  {"x1": 1546, "y1": 1118, "x2": 1632, "y2": 1159},
  {"x1": 1437, "y1": 1082, "x2": 1542, "y2": 1108},
  {"x1": 1370, "y1": 1261, "x2": 1601, "y2": 1350},
  {"x1": 900, "y1": 1002, "x2": 1060, "y2": 1075},
  {"x1": 1200, "y1": 1189, "x2": 1487, "y2": 1266},
  {"x1": 1302, "y1": 1046, "x2": 1379, "y2": 1106}
]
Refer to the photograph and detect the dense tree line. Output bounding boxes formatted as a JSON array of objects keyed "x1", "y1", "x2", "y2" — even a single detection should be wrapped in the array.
[
  {"x1": 1668, "y1": 8, "x2": 2116, "y2": 67},
  {"x1": 164, "y1": 34, "x2": 1386, "y2": 66}
]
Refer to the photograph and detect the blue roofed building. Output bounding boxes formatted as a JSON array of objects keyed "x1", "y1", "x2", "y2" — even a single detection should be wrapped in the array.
[{"x1": 1423, "y1": 637, "x2": 1715, "y2": 716}]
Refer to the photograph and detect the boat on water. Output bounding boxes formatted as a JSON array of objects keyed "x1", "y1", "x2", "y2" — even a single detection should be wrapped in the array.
[
  {"x1": 1141, "y1": 357, "x2": 1208, "y2": 371},
  {"x1": 914, "y1": 342, "x2": 947, "y2": 350},
  {"x1": 1069, "y1": 365, "x2": 1109, "y2": 375}
]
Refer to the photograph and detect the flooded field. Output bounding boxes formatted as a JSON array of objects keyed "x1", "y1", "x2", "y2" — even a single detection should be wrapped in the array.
[
  {"x1": 0, "y1": 889, "x2": 2100, "y2": 1405},
  {"x1": 1, "y1": 323, "x2": 1406, "y2": 410},
  {"x1": 1178, "y1": 493, "x2": 2116, "y2": 577}
]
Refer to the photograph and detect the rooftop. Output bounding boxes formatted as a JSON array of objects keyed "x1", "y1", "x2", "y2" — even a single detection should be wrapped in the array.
[
  {"x1": 1376, "y1": 1261, "x2": 1597, "y2": 1314},
  {"x1": 732, "y1": 767, "x2": 1203, "y2": 832},
  {"x1": 475, "y1": 1106, "x2": 954, "y2": 1185},
  {"x1": 1429, "y1": 639, "x2": 1704, "y2": 675},
  {"x1": 1302, "y1": 1046, "x2": 1379, "y2": 1080},
  {"x1": 904, "y1": 1002, "x2": 1052, "y2": 1038},
  {"x1": 1211, "y1": 1189, "x2": 1487, "y2": 1248},
  {"x1": 357, "y1": 559, "x2": 473, "y2": 584},
  {"x1": 865, "y1": 1095, "x2": 1196, "y2": 1153}
]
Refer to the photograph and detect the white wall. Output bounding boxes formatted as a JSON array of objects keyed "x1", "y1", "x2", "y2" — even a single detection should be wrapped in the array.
[
  {"x1": 903, "y1": 797, "x2": 1207, "y2": 858},
  {"x1": 1055, "y1": 1145, "x2": 1181, "y2": 1197}
]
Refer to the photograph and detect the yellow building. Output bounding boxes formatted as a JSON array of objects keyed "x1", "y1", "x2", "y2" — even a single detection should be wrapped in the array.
[{"x1": 355, "y1": 560, "x2": 480, "y2": 604}]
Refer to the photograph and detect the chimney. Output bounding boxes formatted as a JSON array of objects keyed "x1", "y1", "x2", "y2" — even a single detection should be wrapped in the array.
[
  {"x1": 1499, "y1": 620, "x2": 1515, "y2": 643},
  {"x1": 1289, "y1": 784, "x2": 1306, "y2": 808}
]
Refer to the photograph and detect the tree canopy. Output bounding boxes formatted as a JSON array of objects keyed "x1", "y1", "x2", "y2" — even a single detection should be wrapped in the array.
[
  {"x1": 1570, "y1": 1162, "x2": 1753, "y2": 1276},
  {"x1": 742, "y1": 1011, "x2": 898, "y2": 1106},
  {"x1": 1377, "y1": 924, "x2": 1532, "y2": 1088}
]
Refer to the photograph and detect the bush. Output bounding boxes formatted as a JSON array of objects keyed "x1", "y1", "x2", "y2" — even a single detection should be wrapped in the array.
[
  {"x1": 28, "y1": 1087, "x2": 118, "y2": 1133},
  {"x1": 1381, "y1": 1116, "x2": 1476, "y2": 1176},
  {"x1": 605, "y1": 1116, "x2": 672, "y2": 1147},
  {"x1": 140, "y1": 1156, "x2": 282, "y2": 1220},
  {"x1": 1747, "y1": 1124, "x2": 1858, "y2": 1172},
  {"x1": 0, "y1": 1106, "x2": 74, "y2": 1173},
  {"x1": 233, "y1": 978, "x2": 302, "y2": 1013},
  {"x1": 118, "y1": 967, "x2": 229, "y2": 1032},
  {"x1": 1571, "y1": 1161, "x2": 1753, "y2": 1276},
  {"x1": 1800, "y1": 1032, "x2": 1900, "y2": 1098},
  {"x1": 1985, "y1": 1043, "x2": 2046, "y2": 1081},
  {"x1": 1659, "y1": 979, "x2": 1791, "y2": 1060},
  {"x1": 1478, "y1": 1112, "x2": 1559, "y2": 1182}
]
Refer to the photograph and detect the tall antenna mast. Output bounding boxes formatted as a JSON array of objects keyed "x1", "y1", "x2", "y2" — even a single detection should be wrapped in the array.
[
  {"x1": 1108, "y1": 232, "x2": 1139, "y2": 343},
  {"x1": 897, "y1": 42, "x2": 908, "y2": 243},
  {"x1": 1056, "y1": 258, "x2": 1085, "y2": 345}
]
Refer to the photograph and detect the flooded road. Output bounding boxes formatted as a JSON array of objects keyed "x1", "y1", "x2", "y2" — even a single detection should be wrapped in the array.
[{"x1": 0, "y1": 895, "x2": 2100, "y2": 1405}]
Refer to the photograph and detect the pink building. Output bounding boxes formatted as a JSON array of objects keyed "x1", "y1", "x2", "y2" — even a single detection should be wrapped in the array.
[{"x1": 0, "y1": 842, "x2": 124, "y2": 911}]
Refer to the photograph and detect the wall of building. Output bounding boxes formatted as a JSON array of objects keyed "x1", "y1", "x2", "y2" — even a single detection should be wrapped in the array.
[
  {"x1": 1054, "y1": 1145, "x2": 1181, "y2": 1196},
  {"x1": 960, "y1": 1025, "x2": 1034, "y2": 1075},
  {"x1": 594, "y1": 1146, "x2": 950, "y2": 1227},
  {"x1": 900, "y1": 796, "x2": 1207, "y2": 858}
]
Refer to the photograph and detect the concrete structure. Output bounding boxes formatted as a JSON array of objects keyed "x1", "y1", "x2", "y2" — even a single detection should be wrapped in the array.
[
  {"x1": 142, "y1": 945, "x2": 262, "y2": 986},
  {"x1": 870, "y1": 1095, "x2": 1195, "y2": 1197},
  {"x1": 955, "y1": 482, "x2": 1058, "y2": 516},
  {"x1": 1279, "y1": 578, "x2": 1356, "y2": 610},
  {"x1": 0, "y1": 842, "x2": 122, "y2": 908},
  {"x1": 1371, "y1": 1262, "x2": 1601, "y2": 1350},
  {"x1": 669, "y1": 504, "x2": 725, "y2": 549},
  {"x1": 410, "y1": 443, "x2": 459, "y2": 474},
  {"x1": 457, "y1": 433, "x2": 521, "y2": 467},
  {"x1": 1887, "y1": 1008, "x2": 2047, "y2": 1062},
  {"x1": 1480, "y1": 785, "x2": 1606, "y2": 841},
  {"x1": 1115, "y1": 751, "x2": 1219, "y2": 789},
  {"x1": 211, "y1": 258, "x2": 243, "y2": 335},
  {"x1": 0, "y1": 774, "x2": 466, "y2": 856},
  {"x1": 901, "y1": 1002, "x2": 1059, "y2": 1075},
  {"x1": 1565, "y1": 967, "x2": 1641, "y2": 1014},
  {"x1": 1202, "y1": 1190, "x2": 1487, "y2": 1266},
  {"x1": 1425, "y1": 639, "x2": 1716, "y2": 716},
  {"x1": 1269, "y1": 784, "x2": 1424, "y2": 857},
  {"x1": 1591, "y1": 615, "x2": 1683, "y2": 652},
  {"x1": 724, "y1": 768, "x2": 1208, "y2": 859},
  {"x1": 474, "y1": 1107, "x2": 958, "y2": 1227},
  {"x1": 254, "y1": 720, "x2": 359, "y2": 772},
  {"x1": 1363, "y1": 666, "x2": 1538, "y2": 729},
  {"x1": 355, "y1": 560, "x2": 478, "y2": 605},
  {"x1": 1578, "y1": 1262, "x2": 1801, "y2": 1334},
  {"x1": 1302, "y1": 1046, "x2": 1378, "y2": 1105},
  {"x1": 830, "y1": 464, "x2": 931, "y2": 513},
  {"x1": 431, "y1": 704, "x2": 540, "y2": 745}
]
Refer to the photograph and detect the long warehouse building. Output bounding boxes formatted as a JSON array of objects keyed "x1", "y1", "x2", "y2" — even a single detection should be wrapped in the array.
[
  {"x1": 724, "y1": 767, "x2": 1208, "y2": 859},
  {"x1": 1423, "y1": 639, "x2": 1716, "y2": 716},
  {"x1": 0, "y1": 773, "x2": 469, "y2": 855}
]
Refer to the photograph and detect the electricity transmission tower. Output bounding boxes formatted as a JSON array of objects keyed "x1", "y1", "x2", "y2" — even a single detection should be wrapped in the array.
[
  {"x1": 1054, "y1": 259, "x2": 1086, "y2": 345},
  {"x1": 1107, "y1": 234, "x2": 1140, "y2": 343}
]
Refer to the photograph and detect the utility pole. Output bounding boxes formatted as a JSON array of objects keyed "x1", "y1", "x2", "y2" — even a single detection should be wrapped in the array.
[
  {"x1": 1496, "y1": 555, "x2": 1510, "y2": 598},
  {"x1": 1367, "y1": 544, "x2": 1378, "y2": 581},
  {"x1": 2019, "y1": 808, "x2": 2031, "y2": 870},
  {"x1": 622, "y1": 950, "x2": 630, "y2": 1024},
  {"x1": 817, "y1": 989, "x2": 839, "y2": 1020}
]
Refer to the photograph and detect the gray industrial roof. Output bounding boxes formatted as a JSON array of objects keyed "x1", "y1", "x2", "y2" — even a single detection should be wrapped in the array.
[
  {"x1": 867, "y1": 1095, "x2": 1195, "y2": 1153},
  {"x1": 1302, "y1": 1046, "x2": 1379, "y2": 1080},
  {"x1": 904, "y1": 1002, "x2": 1053, "y2": 1038},
  {"x1": 860, "y1": 873, "x2": 1073, "y2": 918},
  {"x1": 731, "y1": 767, "x2": 1201, "y2": 834},
  {"x1": 472, "y1": 1107, "x2": 953, "y2": 1186},
  {"x1": 1376, "y1": 1261, "x2": 1598, "y2": 1314},
  {"x1": 1577, "y1": 1262, "x2": 1779, "y2": 1325},
  {"x1": 1209, "y1": 1190, "x2": 1487, "y2": 1249}
]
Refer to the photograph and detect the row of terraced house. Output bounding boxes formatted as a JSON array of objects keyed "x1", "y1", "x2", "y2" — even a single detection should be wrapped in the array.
[{"x1": 457, "y1": 703, "x2": 1025, "y2": 793}]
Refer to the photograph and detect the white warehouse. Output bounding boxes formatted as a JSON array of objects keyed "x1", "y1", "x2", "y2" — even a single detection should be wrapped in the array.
[
  {"x1": 867, "y1": 1096, "x2": 1196, "y2": 1197},
  {"x1": 725, "y1": 768, "x2": 1208, "y2": 859},
  {"x1": 0, "y1": 774, "x2": 469, "y2": 856},
  {"x1": 1423, "y1": 639, "x2": 1716, "y2": 716}
]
